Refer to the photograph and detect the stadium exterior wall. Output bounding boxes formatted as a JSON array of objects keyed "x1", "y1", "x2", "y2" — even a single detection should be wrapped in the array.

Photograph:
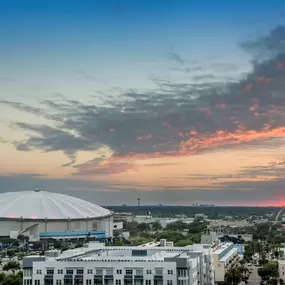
[{"x1": 0, "y1": 214, "x2": 113, "y2": 238}]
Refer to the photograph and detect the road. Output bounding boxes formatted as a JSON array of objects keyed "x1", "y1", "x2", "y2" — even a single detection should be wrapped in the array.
[
  {"x1": 275, "y1": 207, "x2": 284, "y2": 222},
  {"x1": 248, "y1": 266, "x2": 261, "y2": 285}
]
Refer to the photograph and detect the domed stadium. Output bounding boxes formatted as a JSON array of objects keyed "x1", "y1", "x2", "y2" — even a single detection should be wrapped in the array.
[{"x1": 0, "y1": 190, "x2": 113, "y2": 241}]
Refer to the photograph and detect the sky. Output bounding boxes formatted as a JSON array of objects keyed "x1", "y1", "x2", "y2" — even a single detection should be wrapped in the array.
[{"x1": 2, "y1": 0, "x2": 285, "y2": 205}]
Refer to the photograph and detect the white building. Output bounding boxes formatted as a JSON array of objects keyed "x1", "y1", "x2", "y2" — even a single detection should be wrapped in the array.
[
  {"x1": 201, "y1": 232, "x2": 252, "y2": 244},
  {"x1": 0, "y1": 190, "x2": 115, "y2": 241},
  {"x1": 23, "y1": 242, "x2": 215, "y2": 285},
  {"x1": 211, "y1": 241, "x2": 239, "y2": 282}
]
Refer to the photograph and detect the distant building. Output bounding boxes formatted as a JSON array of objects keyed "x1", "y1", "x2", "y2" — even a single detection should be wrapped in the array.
[
  {"x1": 224, "y1": 216, "x2": 233, "y2": 220},
  {"x1": 194, "y1": 214, "x2": 207, "y2": 220},
  {"x1": 201, "y1": 232, "x2": 252, "y2": 244}
]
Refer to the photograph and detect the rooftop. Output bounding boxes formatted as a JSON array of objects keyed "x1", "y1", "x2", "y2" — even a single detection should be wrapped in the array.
[{"x1": 0, "y1": 191, "x2": 112, "y2": 219}]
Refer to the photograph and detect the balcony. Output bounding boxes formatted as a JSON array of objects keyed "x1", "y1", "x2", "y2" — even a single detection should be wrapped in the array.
[
  {"x1": 44, "y1": 275, "x2": 54, "y2": 279},
  {"x1": 134, "y1": 275, "x2": 144, "y2": 279},
  {"x1": 94, "y1": 275, "x2": 103, "y2": 279},
  {"x1": 75, "y1": 275, "x2": 83, "y2": 279},
  {"x1": 64, "y1": 275, "x2": 73, "y2": 279}
]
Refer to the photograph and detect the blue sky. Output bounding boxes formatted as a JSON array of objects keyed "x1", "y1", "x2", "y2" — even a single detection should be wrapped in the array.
[
  {"x1": 1, "y1": 0, "x2": 283, "y2": 91},
  {"x1": 2, "y1": 1, "x2": 285, "y2": 205}
]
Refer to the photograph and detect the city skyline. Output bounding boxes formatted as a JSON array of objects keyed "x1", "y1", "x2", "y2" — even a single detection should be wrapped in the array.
[{"x1": 1, "y1": 0, "x2": 285, "y2": 205}]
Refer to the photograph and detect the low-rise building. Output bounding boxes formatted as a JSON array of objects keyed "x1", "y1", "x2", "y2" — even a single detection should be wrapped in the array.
[
  {"x1": 201, "y1": 232, "x2": 252, "y2": 244},
  {"x1": 23, "y1": 242, "x2": 215, "y2": 285}
]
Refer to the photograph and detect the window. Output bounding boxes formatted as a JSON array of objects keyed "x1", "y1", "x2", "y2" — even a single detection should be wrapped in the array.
[
  {"x1": 116, "y1": 270, "x2": 122, "y2": 275},
  {"x1": 66, "y1": 270, "x2": 73, "y2": 275},
  {"x1": 86, "y1": 280, "x2": 92, "y2": 285},
  {"x1": 35, "y1": 280, "x2": 40, "y2": 285},
  {"x1": 24, "y1": 269, "x2": 32, "y2": 277},
  {"x1": 76, "y1": 269, "x2": 84, "y2": 275},
  {"x1": 146, "y1": 270, "x2": 152, "y2": 274},
  {"x1": 46, "y1": 269, "x2": 54, "y2": 275},
  {"x1": 145, "y1": 281, "x2": 151, "y2": 285},
  {"x1": 136, "y1": 269, "x2": 143, "y2": 275},
  {"x1": 125, "y1": 270, "x2": 133, "y2": 275},
  {"x1": 96, "y1": 269, "x2": 103, "y2": 275},
  {"x1": 167, "y1": 281, "x2": 172, "y2": 285},
  {"x1": 106, "y1": 269, "x2": 113, "y2": 275},
  {"x1": 178, "y1": 270, "x2": 187, "y2": 277},
  {"x1": 92, "y1": 222, "x2": 98, "y2": 229},
  {"x1": 36, "y1": 270, "x2": 42, "y2": 274},
  {"x1": 155, "y1": 269, "x2": 163, "y2": 276},
  {"x1": 116, "y1": 280, "x2": 121, "y2": 285},
  {"x1": 58, "y1": 270, "x2": 63, "y2": 274},
  {"x1": 87, "y1": 269, "x2": 93, "y2": 274},
  {"x1": 167, "y1": 270, "x2": 173, "y2": 275},
  {"x1": 56, "y1": 281, "x2": 62, "y2": 285}
]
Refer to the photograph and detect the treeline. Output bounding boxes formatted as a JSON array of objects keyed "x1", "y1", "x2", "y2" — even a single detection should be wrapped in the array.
[
  {"x1": 107, "y1": 205, "x2": 278, "y2": 219},
  {"x1": 121, "y1": 220, "x2": 208, "y2": 246}
]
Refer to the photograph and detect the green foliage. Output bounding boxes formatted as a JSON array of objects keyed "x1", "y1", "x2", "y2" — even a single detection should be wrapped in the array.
[
  {"x1": 0, "y1": 271, "x2": 22, "y2": 285},
  {"x1": 114, "y1": 240, "x2": 123, "y2": 246},
  {"x1": 108, "y1": 205, "x2": 277, "y2": 219},
  {"x1": 224, "y1": 268, "x2": 243, "y2": 285},
  {"x1": 166, "y1": 221, "x2": 186, "y2": 231},
  {"x1": 151, "y1": 221, "x2": 162, "y2": 231},
  {"x1": 258, "y1": 261, "x2": 278, "y2": 280},
  {"x1": 3, "y1": 261, "x2": 21, "y2": 275},
  {"x1": 188, "y1": 220, "x2": 208, "y2": 234},
  {"x1": 130, "y1": 237, "x2": 152, "y2": 246},
  {"x1": 174, "y1": 240, "x2": 192, "y2": 247}
]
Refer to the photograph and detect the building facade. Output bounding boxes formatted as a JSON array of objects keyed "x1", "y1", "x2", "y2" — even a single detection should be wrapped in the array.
[
  {"x1": 211, "y1": 241, "x2": 239, "y2": 282},
  {"x1": 23, "y1": 242, "x2": 215, "y2": 285},
  {"x1": 278, "y1": 260, "x2": 285, "y2": 282}
]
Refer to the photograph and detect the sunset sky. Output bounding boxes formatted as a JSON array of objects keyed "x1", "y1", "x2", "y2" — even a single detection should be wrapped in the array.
[{"x1": 2, "y1": 0, "x2": 285, "y2": 205}]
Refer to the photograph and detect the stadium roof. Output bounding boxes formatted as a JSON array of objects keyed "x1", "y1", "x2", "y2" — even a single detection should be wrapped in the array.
[{"x1": 0, "y1": 190, "x2": 112, "y2": 219}]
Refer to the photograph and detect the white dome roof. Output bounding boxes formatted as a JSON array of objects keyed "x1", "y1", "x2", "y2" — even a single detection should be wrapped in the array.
[{"x1": 0, "y1": 190, "x2": 112, "y2": 219}]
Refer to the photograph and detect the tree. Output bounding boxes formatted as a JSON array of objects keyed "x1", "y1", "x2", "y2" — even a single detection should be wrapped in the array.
[
  {"x1": 0, "y1": 272, "x2": 6, "y2": 283},
  {"x1": 166, "y1": 221, "x2": 187, "y2": 231},
  {"x1": 258, "y1": 261, "x2": 278, "y2": 280},
  {"x1": 175, "y1": 240, "x2": 192, "y2": 247},
  {"x1": 3, "y1": 274, "x2": 22, "y2": 285},
  {"x1": 114, "y1": 240, "x2": 123, "y2": 246},
  {"x1": 137, "y1": 223, "x2": 150, "y2": 232},
  {"x1": 225, "y1": 268, "x2": 242, "y2": 285},
  {"x1": 151, "y1": 221, "x2": 162, "y2": 231},
  {"x1": 3, "y1": 261, "x2": 21, "y2": 275}
]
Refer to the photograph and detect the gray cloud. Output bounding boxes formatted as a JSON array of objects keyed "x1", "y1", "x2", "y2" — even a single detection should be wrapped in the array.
[
  {"x1": 167, "y1": 47, "x2": 187, "y2": 65},
  {"x1": 0, "y1": 172, "x2": 283, "y2": 205},
  {"x1": 2, "y1": 25, "x2": 285, "y2": 176}
]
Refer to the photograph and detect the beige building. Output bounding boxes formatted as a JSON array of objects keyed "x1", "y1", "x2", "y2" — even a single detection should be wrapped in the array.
[{"x1": 211, "y1": 241, "x2": 239, "y2": 282}]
